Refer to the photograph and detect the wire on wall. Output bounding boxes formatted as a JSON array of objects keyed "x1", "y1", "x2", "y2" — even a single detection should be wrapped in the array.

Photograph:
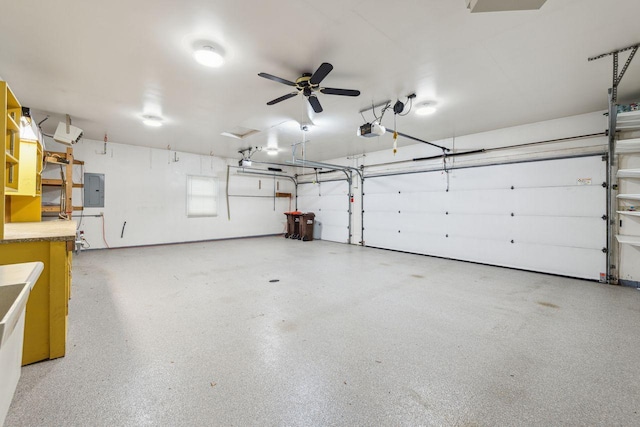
[
  {"x1": 58, "y1": 165, "x2": 68, "y2": 219},
  {"x1": 101, "y1": 214, "x2": 111, "y2": 248}
]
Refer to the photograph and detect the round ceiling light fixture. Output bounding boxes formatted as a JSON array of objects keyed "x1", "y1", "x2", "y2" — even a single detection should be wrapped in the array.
[
  {"x1": 142, "y1": 115, "x2": 163, "y2": 127},
  {"x1": 193, "y1": 45, "x2": 224, "y2": 68},
  {"x1": 415, "y1": 102, "x2": 437, "y2": 116}
]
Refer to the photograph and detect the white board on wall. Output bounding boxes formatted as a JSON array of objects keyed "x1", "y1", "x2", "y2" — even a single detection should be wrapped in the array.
[
  {"x1": 363, "y1": 156, "x2": 607, "y2": 280},
  {"x1": 298, "y1": 180, "x2": 350, "y2": 243}
]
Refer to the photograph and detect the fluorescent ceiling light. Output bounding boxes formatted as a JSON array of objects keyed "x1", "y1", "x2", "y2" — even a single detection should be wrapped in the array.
[
  {"x1": 415, "y1": 103, "x2": 437, "y2": 116},
  {"x1": 194, "y1": 46, "x2": 224, "y2": 68},
  {"x1": 142, "y1": 115, "x2": 163, "y2": 127}
]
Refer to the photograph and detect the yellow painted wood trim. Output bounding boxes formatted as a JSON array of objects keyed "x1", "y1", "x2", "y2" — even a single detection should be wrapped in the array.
[{"x1": 49, "y1": 241, "x2": 68, "y2": 359}]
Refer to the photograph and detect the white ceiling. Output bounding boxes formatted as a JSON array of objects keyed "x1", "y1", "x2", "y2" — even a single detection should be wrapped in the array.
[{"x1": 1, "y1": 0, "x2": 639, "y2": 162}]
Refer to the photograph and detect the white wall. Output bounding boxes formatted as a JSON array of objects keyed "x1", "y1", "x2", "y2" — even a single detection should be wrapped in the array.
[{"x1": 41, "y1": 137, "x2": 294, "y2": 249}]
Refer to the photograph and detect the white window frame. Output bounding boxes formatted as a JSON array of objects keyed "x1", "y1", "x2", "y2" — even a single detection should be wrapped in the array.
[{"x1": 186, "y1": 175, "x2": 218, "y2": 217}]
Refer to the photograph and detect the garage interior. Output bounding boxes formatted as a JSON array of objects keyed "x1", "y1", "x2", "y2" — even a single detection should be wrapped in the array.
[{"x1": 1, "y1": 0, "x2": 640, "y2": 425}]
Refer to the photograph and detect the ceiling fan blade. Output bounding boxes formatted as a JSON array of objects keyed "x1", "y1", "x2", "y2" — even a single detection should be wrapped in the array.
[
  {"x1": 309, "y1": 62, "x2": 333, "y2": 85},
  {"x1": 258, "y1": 72, "x2": 297, "y2": 87},
  {"x1": 308, "y1": 95, "x2": 323, "y2": 113},
  {"x1": 267, "y1": 92, "x2": 298, "y2": 105},
  {"x1": 320, "y1": 87, "x2": 361, "y2": 97}
]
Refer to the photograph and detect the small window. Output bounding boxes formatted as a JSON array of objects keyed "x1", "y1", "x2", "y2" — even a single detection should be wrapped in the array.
[{"x1": 187, "y1": 176, "x2": 218, "y2": 217}]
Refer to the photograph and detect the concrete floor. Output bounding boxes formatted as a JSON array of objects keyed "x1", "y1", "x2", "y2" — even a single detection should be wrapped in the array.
[{"x1": 6, "y1": 236, "x2": 640, "y2": 426}]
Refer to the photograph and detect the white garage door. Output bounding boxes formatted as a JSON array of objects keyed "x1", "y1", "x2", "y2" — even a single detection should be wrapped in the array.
[
  {"x1": 363, "y1": 156, "x2": 607, "y2": 280},
  {"x1": 298, "y1": 180, "x2": 350, "y2": 243}
]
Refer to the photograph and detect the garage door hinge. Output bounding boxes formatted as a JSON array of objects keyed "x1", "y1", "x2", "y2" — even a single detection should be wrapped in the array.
[
  {"x1": 601, "y1": 181, "x2": 608, "y2": 188},
  {"x1": 602, "y1": 215, "x2": 607, "y2": 221},
  {"x1": 602, "y1": 247, "x2": 608, "y2": 253}
]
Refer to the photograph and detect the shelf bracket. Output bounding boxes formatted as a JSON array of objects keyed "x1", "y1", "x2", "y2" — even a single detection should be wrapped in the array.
[{"x1": 588, "y1": 43, "x2": 639, "y2": 103}]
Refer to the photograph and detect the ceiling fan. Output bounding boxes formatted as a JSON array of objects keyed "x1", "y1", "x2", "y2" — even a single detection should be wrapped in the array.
[{"x1": 258, "y1": 62, "x2": 360, "y2": 113}]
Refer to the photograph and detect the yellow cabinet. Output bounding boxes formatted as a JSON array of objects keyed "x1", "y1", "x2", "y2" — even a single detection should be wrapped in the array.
[
  {"x1": 0, "y1": 221, "x2": 75, "y2": 365},
  {"x1": 2, "y1": 81, "x2": 21, "y2": 194},
  {"x1": 2, "y1": 81, "x2": 22, "y2": 238},
  {"x1": 9, "y1": 138, "x2": 43, "y2": 222},
  {"x1": 14, "y1": 139, "x2": 42, "y2": 196}
]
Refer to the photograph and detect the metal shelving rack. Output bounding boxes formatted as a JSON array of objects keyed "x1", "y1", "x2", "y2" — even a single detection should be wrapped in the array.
[{"x1": 589, "y1": 43, "x2": 639, "y2": 284}]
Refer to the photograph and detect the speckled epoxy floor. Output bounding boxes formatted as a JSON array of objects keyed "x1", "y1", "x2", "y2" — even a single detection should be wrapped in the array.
[{"x1": 5, "y1": 237, "x2": 640, "y2": 426}]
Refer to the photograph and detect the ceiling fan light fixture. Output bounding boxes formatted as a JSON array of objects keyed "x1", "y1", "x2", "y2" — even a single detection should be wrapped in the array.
[
  {"x1": 194, "y1": 45, "x2": 224, "y2": 68},
  {"x1": 142, "y1": 115, "x2": 163, "y2": 127},
  {"x1": 415, "y1": 102, "x2": 437, "y2": 116}
]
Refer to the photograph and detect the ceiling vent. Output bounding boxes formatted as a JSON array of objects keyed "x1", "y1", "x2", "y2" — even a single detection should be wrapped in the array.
[
  {"x1": 221, "y1": 126, "x2": 260, "y2": 140},
  {"x1": 466, "y1": 0, "x2": 547, "y2": 13}
]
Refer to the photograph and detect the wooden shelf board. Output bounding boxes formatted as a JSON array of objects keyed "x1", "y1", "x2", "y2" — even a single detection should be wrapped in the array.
[
  {"x1": 45, "y1": 151, "x2": 83, "y2": 164},
  {"x1": 617, "y1": 194, "x2": 640, "y2": 201},
  {"x1": 41, "y1": 206, "x2": 60, "y2": 212},
  {"x1": 42, "y1": 178, "x2": 83, "y2": 188},
  {"x1": 41, "y1": 206, "x2": 84, "y2": 213},
  {"x1": 617, "y1": 169, "x2": 640, "y2": 179},
  {"x1": 617, "y1": 110, "x2": 640, "y2": 131},
  {"x1": 616, "y1": 234, "x2": 640, "y2": 247},
  {"x1": 6, "y1": 114, "x2": 19, "y2": 133},
  {"x1": 44, "y1": 156, "x2": 69, "y2": 165},
  {"x1": 616, "y1": 138, "x2": 640, "y2": 154},
  {"x1": 5, "y1": 86, "x2": 20, "y2": 109},
  {"x1": 617, "y1": 211, "x2": 640, "y2": 217},
  {"x1": 5, "y1": 152, "x2": 18, "y2": 164}
]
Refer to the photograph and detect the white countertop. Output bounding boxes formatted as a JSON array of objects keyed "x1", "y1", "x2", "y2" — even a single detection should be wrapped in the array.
[
  {"x1": 0, "y1": 262, "x2": 44, "y2": 347},
  {"x1": 0, "y1": 262, "x2": 45, "y2": 290}
]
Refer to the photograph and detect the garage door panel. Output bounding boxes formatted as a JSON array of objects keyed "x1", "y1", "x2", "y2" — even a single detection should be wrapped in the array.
[
  {"x1": 513, "y1": 186, "x2": 605, "y2": 217},
  {"x1": 366, "y1": 193, "x2": 400, "y2": 211},
  {"x1": 297, "y1": 196, "x2": 321, "y2": 211},
  {"x1": 397, "y1": 192, "x2": 449, "y2": 212},
  {"x1": 298, "y1": 181, "x2": 349, "y2": 243},
  {"x1": 511, "y1": 216, "x2": 605, "y2": 248},
  {"x1": 445, "y1": 214, "x2": 514, "y2": 241},
  {"x1": 446, "y1": 189, "x2": 514, "y2": 214},
  {"x1": 396, "y1": 212, "x2": 448, "y2": 234},
  {"x1": 363, "y1": 156, "x2": 606, "y2": 280}
]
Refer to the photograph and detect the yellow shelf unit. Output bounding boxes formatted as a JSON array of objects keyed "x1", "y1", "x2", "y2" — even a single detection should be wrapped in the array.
[
  {"x1": 3, "y1": 83, "x2": 21, "y2": 193},
  {"x1": 1, "y1": 81, "x2": 74, "y2": 367},
  {"x1": 2, "y1": 81, "x2": 23, "y2": 238},
  {"x1": 9, "y1": 138, "x2": 44, "y2": 222}
]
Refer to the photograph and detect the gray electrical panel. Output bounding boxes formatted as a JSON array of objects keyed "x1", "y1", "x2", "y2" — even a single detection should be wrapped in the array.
[{"x1": 84, "y1": 173, "x2": 105, "y2": 207}]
